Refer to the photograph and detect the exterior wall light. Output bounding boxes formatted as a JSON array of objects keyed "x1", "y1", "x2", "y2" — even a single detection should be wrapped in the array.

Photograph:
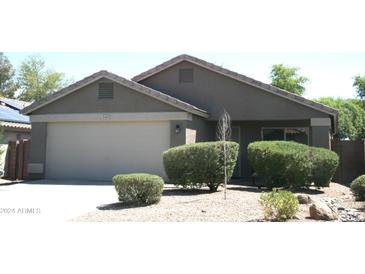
[{"x1": 175, "y1": 124, "x2": 181, "y2": 134}]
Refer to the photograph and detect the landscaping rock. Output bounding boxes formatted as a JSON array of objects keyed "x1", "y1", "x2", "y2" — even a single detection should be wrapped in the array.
[
  {"x1": 317, "y1": 196, "x2": 365, "y2": 222},
  {"x1": 338, "y1": 208, "x2": 365, "y2": 222},
  {"x1": 297, "y1": 194, "x2": 312, "y2": 204},
  {"x1": 309, "y1": 201, "x2": 338, "y2": 221}
]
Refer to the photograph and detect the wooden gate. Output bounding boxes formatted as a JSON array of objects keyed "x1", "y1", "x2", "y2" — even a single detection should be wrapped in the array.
[
  {"x1": 331, "y1": 139, "x2": 365, "y2": 185},
  {"x1": 3, "y1": 139, "x2": 31, "y2": 181}
]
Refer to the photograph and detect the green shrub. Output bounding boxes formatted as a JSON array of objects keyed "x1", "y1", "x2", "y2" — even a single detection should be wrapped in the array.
[
  {"x1": 112, "y1": 173, "x2": 164, "y2": 205},
  {"x1": 310, "y1": 147, "x2": 340, "y2": 187},
  {"x1": 351, "y1": 175, "x2": 365, "y2": 201},
  {"x1": 259, "y1": 189, "x2": 299, "y2": 221},
  {"x1": 163, "y1": 141, "x2": 239, "y2": 191},
  {"x1": 247, "y1": 141, "x2": 339, "y2": 189}
]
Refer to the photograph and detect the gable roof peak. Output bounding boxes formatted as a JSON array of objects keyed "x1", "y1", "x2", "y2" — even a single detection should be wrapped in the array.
[
  {"x1": 94, "y1": 70, "x2": 110, "y2": 76},
  {"x1": 168, "y1": 54, "x2": 206, "y2": 64},
  {"x1": 132, "y1": 54, "x2": 338, "y2": 118},
  {"x1": 177, "y1": 54, "x2": 193, "y2": 59},
  {"x1": 22, "y1": 70, "x2": 209, "y2": 118}
]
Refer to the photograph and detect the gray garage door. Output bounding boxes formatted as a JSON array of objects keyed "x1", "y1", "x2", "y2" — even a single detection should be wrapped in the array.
[{"x1": 45, "y1": 121, "x2": 170, "y2": 180}]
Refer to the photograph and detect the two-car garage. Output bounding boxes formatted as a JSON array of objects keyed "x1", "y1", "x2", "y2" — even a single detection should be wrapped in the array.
[
  {"x1": 23, "y1": 71, "x2": 209, "y2": 181},
  {"x1": 45, "y1": 121, "x2": 170, "y2": 180}
]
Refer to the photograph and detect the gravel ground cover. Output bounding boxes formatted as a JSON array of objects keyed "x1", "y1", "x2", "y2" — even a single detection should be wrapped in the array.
[
  {"x1": 295, "y1": 182, "x2": 365, "y2": 221},
  {"x1": 73, "y1": 184, "x2": 264, "y2": 222},
  {"x1": 72, "y1": 182, "x2": 365, "y2": 222}
]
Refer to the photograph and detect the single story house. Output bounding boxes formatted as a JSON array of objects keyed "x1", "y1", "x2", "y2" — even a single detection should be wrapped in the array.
[
  {"x1": 0, "y1": 97, "x2": 31, "y2": 143},
  {"x1": 22, "y1": 54, "x2": 338, "y2": 181}
]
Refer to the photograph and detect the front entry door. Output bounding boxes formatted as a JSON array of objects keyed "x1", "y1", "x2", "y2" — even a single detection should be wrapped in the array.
[{"x1": 231, "y1": 126, "x2": 241, "y2": 178}]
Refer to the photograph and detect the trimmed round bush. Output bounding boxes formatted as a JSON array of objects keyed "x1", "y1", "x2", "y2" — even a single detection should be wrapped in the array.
[
  {"x1": 351, "y1": 175, "x2": 365, "y2": 201},
  {"x1": 247, "y1": 141, "x2": 339, "y2": 189},
  {"x1": 310, "y1": 146, "x2": 340, "y2": 187},
  {"x1": 112, "y1": 173, "x2": 164, "y2": 205},
  {"x1": 163, "y1": 141, "x2": 239, "y2": 191},
  {"x1": 248, "y1": 141, "x2": 311, "y2": 188}
]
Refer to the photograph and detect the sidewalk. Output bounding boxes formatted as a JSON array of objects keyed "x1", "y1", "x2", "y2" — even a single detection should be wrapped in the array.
[{"x1": 0, "y1": 178, "x2": 22, "y2": 185}]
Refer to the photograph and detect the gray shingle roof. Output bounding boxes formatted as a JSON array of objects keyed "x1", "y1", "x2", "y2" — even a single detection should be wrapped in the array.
[
  {"x1": 132, "y1": 54, "x2": 338, "y2": 117},
  {"x1": 22, "y1": 70, "x2": 209, "y2": 118}
]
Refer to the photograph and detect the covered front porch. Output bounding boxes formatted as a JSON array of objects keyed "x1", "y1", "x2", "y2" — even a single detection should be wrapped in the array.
[
  {"x1": 229, "y1": 118, "x2": 332, "y2": 179},
  {"x1": 182, "y1": 115, "x2": 333, "y2": 180}
]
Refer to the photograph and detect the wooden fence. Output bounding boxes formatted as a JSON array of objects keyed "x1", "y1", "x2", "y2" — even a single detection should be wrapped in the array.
[
  {"x1": 3, "y1": 139, "x2": 31, "y2": 181},
  {"x1": 331, "y1": 139, "x2": 365, "y2": 185}
]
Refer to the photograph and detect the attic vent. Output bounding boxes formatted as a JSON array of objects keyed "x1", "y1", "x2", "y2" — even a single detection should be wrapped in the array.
[
  {"x1": 179, "y1": 68, "x2": 194, "y2": 83},
  {"x1": 98, "y1": 83, "x2": 114, "y2": 99}
]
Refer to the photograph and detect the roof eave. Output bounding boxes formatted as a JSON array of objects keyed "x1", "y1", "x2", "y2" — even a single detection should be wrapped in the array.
[
  {"x1": 22, "y1": 70, "x2": 209, "y2": 119},
  {"x1": 132, "y1": 54, "x2": 338, "y2": 119}
]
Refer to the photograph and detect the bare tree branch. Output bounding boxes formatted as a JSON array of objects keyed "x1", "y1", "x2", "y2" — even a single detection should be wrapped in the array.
[{"x1": 216, "y1": 109, "x2": 231, "y2": 200}]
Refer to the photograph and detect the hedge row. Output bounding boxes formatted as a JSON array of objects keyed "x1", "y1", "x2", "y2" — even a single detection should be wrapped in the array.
[
  {"x1": 247, "y1": 141, "x2": 339, "y2": 189},
  {"x1": 163, "y1": 141, "x2": 239, "y2": 191}
]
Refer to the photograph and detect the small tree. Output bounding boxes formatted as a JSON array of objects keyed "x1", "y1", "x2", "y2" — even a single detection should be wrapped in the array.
[
  {"x1": 16, "y1": 55, "x2": 69, "y2": 102},
  {"x1": 0, "y1": 52, "x2": 18, "y2": 99},
  {"x1": 353, "y1": 75, "x2": 365, "y2": 99},
  {"x1": 270, "y1": 64, "x2": 309, "y2": 96},
  {"x1": 315, "y1": 97, "x2": 365, "y2": 140},
  {"x1": 217, "y1": 109, "x2": 232, "y2": 200}
]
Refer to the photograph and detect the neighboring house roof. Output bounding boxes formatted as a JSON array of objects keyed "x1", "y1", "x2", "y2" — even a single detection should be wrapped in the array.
[
  {"x1": 0, "y1": 98, "x2": 31, "y2": 110},
  {"x1": 0, "y1": 105, "x2": 30, "y2": 124},
  {"x1": 22, "y1": 70, "x2": 209, "y2": 118},
  {"x1": 132, "y1": 54, "x2": 338, "y2": 118},
  {"x1": 0, "y1": 121, "x2": 31, "y2": 130}
]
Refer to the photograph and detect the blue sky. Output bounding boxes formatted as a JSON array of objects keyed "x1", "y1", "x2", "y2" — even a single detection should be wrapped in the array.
[{"x1": 5, "y1": 52, "x2": 364, "y2": 99}]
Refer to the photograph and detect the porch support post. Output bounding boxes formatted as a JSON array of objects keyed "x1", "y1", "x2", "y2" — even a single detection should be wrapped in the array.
[{"x1": 310, "y1": 118, "x2": 331, "y2": 149}]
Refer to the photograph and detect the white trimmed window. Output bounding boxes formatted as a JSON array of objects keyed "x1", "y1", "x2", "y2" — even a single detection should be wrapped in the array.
[{"x1": 262, "y1": 127, "x2": 309, "y2": 145}]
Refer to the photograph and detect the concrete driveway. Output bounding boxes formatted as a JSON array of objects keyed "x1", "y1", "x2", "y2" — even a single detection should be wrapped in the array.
[{"x1": 0, "y1": 179, "x2": 116, "y2": 221}]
